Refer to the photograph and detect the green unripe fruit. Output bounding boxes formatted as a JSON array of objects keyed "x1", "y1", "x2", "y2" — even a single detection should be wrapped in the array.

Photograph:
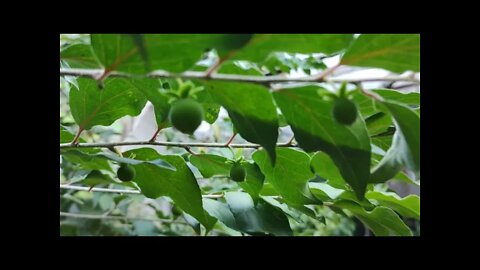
[
  {"x1": 332, "y1": 98, "x2": 358, "y2": 125},
  {"x1": 169, "y1": 98, "x2": 204, "y2": 134},
  {"x1": 230, "y1": 163, "x2": 246, "y2": 182},
  {"x1": 171, "y1": 205, "x2": 182, "y2": 216},
  {"x1": 117, "y1": 163, "x2": 136, "y2": 182}
]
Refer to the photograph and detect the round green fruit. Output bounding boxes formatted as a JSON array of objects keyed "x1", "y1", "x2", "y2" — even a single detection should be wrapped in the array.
[
  {"x1": 230, "y1": 163, "x2": 246, "y2": 182},
  {"x1": 171, "y1": 205, "x2": 182, "y2": 216},
  {"x1": 169, "y1": 99, "x2": 204, "y2": 134},
  {"x1": 117, "y1": 163, "x2": 136, "y2": 182},
  {"x1": 332, "y1": 98, "x2": 358, "y2": 125}
]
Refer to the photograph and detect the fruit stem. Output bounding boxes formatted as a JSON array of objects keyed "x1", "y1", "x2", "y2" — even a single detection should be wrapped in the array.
[
  {"x1": 224, "y1": 133, "x2": 237, "y2": 146},
  {"x1": 184, "y1": 146, "x2": 197, "y2": 156},
  {"x1": 71, "y1": 126, "x2": 85, "y2": 146},
  {"x1": 286, "y1": 136, "x2": 295, "y2": 145}
]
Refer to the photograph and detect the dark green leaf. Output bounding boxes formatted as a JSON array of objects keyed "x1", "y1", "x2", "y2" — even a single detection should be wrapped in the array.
[
  {"x1": 365, "y1": 112, "x2": 393, "y2": 136},
  {"x1": 253, "y1": 148, "x2": 319, "y2": 205},
  {"x1": 202, "y1": 198, "x2": 237, "y2": 229},
  {"x1": 370, "y1": 101, "x2": 420, "y2": 183},
  {"x1": 123, "y1": 148, "x2": 216, "y2": 231},
  {"x1": 342, "y1": 34, "x2": 420, "y2": 73},
  {"x1": 238, "y1": 163, "x2": 265, "y2": 199},
  {"x1": 224, "y1": 192, "x2": 293, "y2": 236},
  {"x1": 81, "y1": 170, "x2": 136, "y2": 189},
  {"x1": 91, "y1": 34, "x2": 253, "y2": 73},
  {"x1": 61, "y1": 150, "x2": 112, "y2": 172},
  {"x1": 70, "y1": 78, "x2": 147, "y2": 130},
  {"x1": 274, "y1": 86, "x2": 371, "y2": 200},
  {"x1": 189, "y1": 154, "x2": 265, "y2": 199},
  {"x1": 205, "y1": 81, "x2": 279, "y2": 164},
  {"x1": 332, "y1": 200, "x2": 413, "y2": 236},
  {"x1": 366, "y1": 191, "x2": 420, "y2": 220},
  {"x1": 232, "y1": 34, "x2": 355, "y2": 62}
]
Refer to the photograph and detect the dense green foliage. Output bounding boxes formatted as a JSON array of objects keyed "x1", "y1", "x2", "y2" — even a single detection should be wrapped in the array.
[{"x1": 60, "y1": 34, "x2": 420, "y2": 236}]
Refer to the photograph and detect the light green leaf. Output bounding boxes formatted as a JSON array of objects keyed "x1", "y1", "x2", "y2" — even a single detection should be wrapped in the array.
[
  {"x1": 333, "y1": 200, "x2": 413, "y2": 236},
  {"x1": 123, "y1": 148, "x2": 216, "y2": 231},
  {"x1": 353, "y1": 89, "x2": 420, "y2": 118},
  {"x1": 366, "y1": 191, "x2": 420, "y2": 220},
  {"x1": 60, "y1": 44, "x2": 100, "y2": 68},
  {"x1": 205, "y1": 81, "x2": 279, "y2": 164},
  {"x1": 310, "y1": 151, "x2": 347, "y2": 189},
  {"x1": 342, "y1": 34, "x2": 420, "y2": 73},
  {"x1": 274, "y1": 86, "x2": 371, "y2": 200},
  {"x1": 189, "y1": 154, "x2": 230, "y2": 178},
  {"x1": 70, "y1": 78, "x2": 147, "y2": 130},
  {"x1": 232, "y1": 34, "x2": 355, "y2": 62},
  {"x1": 253, "y1": 148, "x2": 319, "y2": 205}
]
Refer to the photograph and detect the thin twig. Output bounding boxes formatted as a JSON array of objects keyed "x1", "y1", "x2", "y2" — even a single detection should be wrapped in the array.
[
  {"x1": 59, "y1": 211, "x2": 188, "y2": 224},
  {"x1": 60, "y1": 140, "x2": 299, "y2": 149},
  {"x1": 60, "y1": 68, "x2": 420, "y2": 85},
  {"x1": 60, "y1": 184, "x2": 225, "y2": 199}
]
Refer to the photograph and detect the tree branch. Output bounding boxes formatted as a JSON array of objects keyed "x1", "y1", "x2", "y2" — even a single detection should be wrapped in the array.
[
  {"x1": 60, "y1": 68, "x2": 420, "y2": 84},
  {"x1": 60, "y1": 184, "x2": 224, "y2": 199},
  {"x1": 59, "y1": 211, "x2": 188, "y2": 224},
  {"x1": 60, "y1": 140, "x2": 298, "y2": 149}
]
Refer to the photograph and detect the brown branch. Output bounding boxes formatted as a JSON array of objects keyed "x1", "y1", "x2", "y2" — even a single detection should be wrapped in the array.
[
  {"x1": 60, "y1": 140, "x2": 299, "y2": 149},
  {"x1": 60, "y1": 68, "x2": 420, "y2": 85}
]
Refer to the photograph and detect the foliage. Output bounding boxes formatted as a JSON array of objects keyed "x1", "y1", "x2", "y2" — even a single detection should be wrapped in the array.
[{"x1": 60, "y1": 34, "x2": 420, "y2": 236}]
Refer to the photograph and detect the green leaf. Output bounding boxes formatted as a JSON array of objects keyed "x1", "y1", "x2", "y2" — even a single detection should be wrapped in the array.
[
  {"x1": 60, "y1": 44, "x2": 100, "y2": 68},
  {"x1": 91, "y1": 34, "x2": 253, "y2": 73},
  {"x1": 81, "y1": 170, "x2": 136, "y2": 189},
  {"x1": 60, "y1": 149, "x2": 174, "y2": 171},
  {"x1": 253, "y1": 148, "x2": 319, "y2": 205},
  {"x1": 202, "y1": 198, "x2": 238, "y2": 229},
  {"x1": 216, "y1": 60, "x2": 264, "y2": 75},
  {"x1": 123, "y1": 148, "x2": 216, "y2": 231},
  {"x1": 194, "y1": 87, "x2": 221, "y2": 124},
  {"x1": 205, "y1": 81, "x2": 279, "y2": 164},
  {"x1": 342, "y1": 34, "x2": 420, "y2": 73},
  {"x1": 333, "y1": 200, "x2": 413, "y2": 236},
  {"x1": 232, "y1": 34, "x2": 355, "y2": 62},
  {"x1": 366, "y1": 191, "x2": 420, "y2": 220},
  {"x1": 238, "y1": 163, "x2": 265, "y2": 199},
  {"x1": 310, "y1": 152, "x2": 347, "y2": 189},
  {"x1": 70, "y1": 78, "x2": 147, "y2": 130},
  {"x1": 61, "y1": 150, "x2": 112, "y2": 172},
  {"x1": 224, "y1": 192, "x2": 293, "y2": 236},
  {"x1": 353, "y1": 89, "x2": 420, "y2": 118},
  {"x1": 274, "y1": 86, "x2": 371, "y2": 200},
  {"x1": 120, "y1": 78, "x2": 170, "y2": 125},
  {"x1": 189, "y1": 154, "x2": 230, "y2": 178},
  {"x1": 371, "y1": 135, "x2": 393, "y2": 152},
  {"x1": 370, "y1": 101, "x2": 420, "y2": 183},
  {"x1": 309, "y1": 183, "x2": 375, "y2": 209},
  {"x1": 365, "y1": 112, "x2": 393, "y2": 136},
  {"x1": 189, "y1": 154, "x2": 265, "y2": 199}
]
